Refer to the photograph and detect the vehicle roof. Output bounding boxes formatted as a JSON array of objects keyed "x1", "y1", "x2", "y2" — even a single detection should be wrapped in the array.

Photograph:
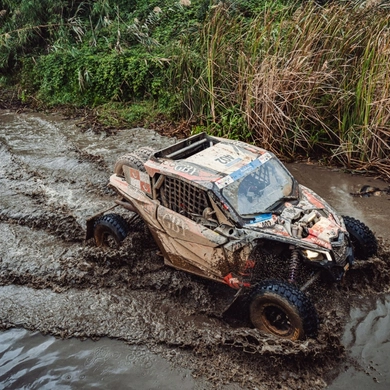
[{"x1": 144, "y1": 133, "x2": 270, "y2": 188}]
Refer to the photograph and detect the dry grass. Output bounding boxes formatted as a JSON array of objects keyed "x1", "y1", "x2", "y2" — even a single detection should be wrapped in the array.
[{"x1": 177, "y1": 1, "x2": 390, "y2": 179}]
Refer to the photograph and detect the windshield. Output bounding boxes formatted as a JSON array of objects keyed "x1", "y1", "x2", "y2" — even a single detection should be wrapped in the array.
[{"x1": 221, "y1": 155, "x2": 294, "y2": 217}]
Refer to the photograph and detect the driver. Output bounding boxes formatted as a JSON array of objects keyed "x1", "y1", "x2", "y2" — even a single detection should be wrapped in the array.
[{"x1": 238, "y1": 173, "x2": 266, "y2": 214}]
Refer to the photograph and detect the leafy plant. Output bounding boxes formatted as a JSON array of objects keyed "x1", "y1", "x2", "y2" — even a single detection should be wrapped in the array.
[{"x1": 2, "y1": 0, "x2": 390, "y2": 179}]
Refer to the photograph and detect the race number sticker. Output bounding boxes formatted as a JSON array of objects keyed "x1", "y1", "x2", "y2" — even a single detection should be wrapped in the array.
[
  {"x1": 215, "y1": 155, "x2": 242, "y2": 167},
  {"x1": 246, "y1": 213, "x2": 276, "y2": 228}
]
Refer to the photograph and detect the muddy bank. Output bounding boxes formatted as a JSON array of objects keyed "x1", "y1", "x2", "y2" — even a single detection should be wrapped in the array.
[{"x1": 1, "y1": 110, "x2": 390, "y2": 389}]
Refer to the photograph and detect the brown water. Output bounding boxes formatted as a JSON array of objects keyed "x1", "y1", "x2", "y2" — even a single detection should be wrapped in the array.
[
  {"x1": 0, "y1": 110, "x2": 389, "y2": 389},
  {"x1": 0, "y1": 328, "x2": 208, "y2": 389}
]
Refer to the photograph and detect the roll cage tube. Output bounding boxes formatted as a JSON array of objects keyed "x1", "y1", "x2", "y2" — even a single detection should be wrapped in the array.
[{"x1": 219, "y1": 155, "x2": 297, "y2": 219}]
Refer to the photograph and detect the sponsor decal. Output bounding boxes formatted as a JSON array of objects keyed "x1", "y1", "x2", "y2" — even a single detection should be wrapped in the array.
[
  {"x1": 215, "y1": 152, "x2": 272, "y2": 189},
  {"x1": 246, "y1": 213, "x2": 276, "y2": 228},
  {"x1": 161, "y1": 213, "x2": 187, "y2": 236},
  {"x1": 223, "y1": 273, "x2": 251, "y2": 289},
  {"x1": 174, "y1": 164, "x2": 198, "y2": 176},
  {"x1": 302, "y1": 189, "x2": 325, "y2": 209},
  {"x1": 215, "y1": 175, "x2": 234, "y2": 189},
  {"x1": 304, "y1": 235, "x2": 332, "y2": 250},
  {"x1": 258, "y1": 153, "x2": 272, "y2": 164},
  {"x1": 126, "y1": 167, "x2": 152, "y2": 195}
]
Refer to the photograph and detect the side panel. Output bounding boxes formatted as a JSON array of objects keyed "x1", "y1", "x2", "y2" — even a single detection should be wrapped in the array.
[
  {"x1": 157, "y1": 206, "x2": 227, "y2": 246},
  {"x1": 156, "y1": 206, "x2": 229, "y2": 279},
  {"x1": 110, "y1": 173, "x2": 249, "y2": 281},
  {"x1": 109, "y1": 174, "x2": 161, "y2": 231}
]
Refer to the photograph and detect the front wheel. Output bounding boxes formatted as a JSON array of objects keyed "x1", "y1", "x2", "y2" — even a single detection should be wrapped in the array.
[
  {"x1": 94, "y1": 213, "x2": 129, "y2": 248},
  {"x1": 249, "y1": 280, "x2": 318, "y2": 340},
  {"x1": 343, "y1": 216, "x2": 377, "y2": 260}
]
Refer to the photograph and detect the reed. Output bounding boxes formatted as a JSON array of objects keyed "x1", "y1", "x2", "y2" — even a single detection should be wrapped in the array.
[
  {"x1": 2, "y1": 1, "x2": 389, "y2": 178},
  {"x1": 178, "y1": 1, "x2": 390, "y2": 178}
]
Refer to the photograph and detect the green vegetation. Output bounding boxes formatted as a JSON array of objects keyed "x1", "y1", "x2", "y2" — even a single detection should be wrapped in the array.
[{"x1": 1, "y1": 1, "x2": 390, "y2": 178}]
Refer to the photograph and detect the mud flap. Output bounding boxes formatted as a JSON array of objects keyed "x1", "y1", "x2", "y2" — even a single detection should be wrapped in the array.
[
  {"x1": 220, "y1": 286, "x2": 252, "y2": 327},
  {"x1": 221, "y1": 287, "x2": 246, "y2": 315},
  {"x1": 340, "y1": 246, "x2": 354, "y2": 281}
]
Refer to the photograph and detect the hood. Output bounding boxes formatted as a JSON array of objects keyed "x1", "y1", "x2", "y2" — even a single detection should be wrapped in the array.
[{"x1": 244, "y1": 185, "x2": 345, "y2": 251}]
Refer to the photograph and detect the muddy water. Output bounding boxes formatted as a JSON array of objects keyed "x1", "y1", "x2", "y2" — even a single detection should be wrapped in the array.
[
  {"x1": 0, "y1": 328, "x2": 208, "y2": 389},
  {"x1": 288, "y1": 164, "x2": 390, "y2": 389},
  {"x1": 0, "y1": 110, "x2": 389, "y2": 389}
]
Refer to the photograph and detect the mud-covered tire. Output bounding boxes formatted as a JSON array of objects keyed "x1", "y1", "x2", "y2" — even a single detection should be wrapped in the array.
[
  {"x1": 94, "y1": 213, "x2": 129, "y2": 248},
  {"x1": 114, "y1": 153, "x2": 145, "y2": 176},
  {"x1": 133, "y1": 146, "x2": 155, "y2": 162},
  {"x1": 249, "y1": 280, "x2": 318, "y2": 340},
  {"x1": 343, "y1": 216, "x2": 377, "y2": 260}
]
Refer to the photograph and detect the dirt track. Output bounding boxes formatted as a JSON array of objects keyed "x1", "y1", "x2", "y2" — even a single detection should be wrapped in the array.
[{"x1": 1, "y1": 110, "x2": 390, "y2": 389}]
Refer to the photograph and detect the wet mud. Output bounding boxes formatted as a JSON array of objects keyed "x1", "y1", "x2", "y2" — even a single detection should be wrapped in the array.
[{"x1": 1, "y1": 110, "x2": 390, "y2": 389}]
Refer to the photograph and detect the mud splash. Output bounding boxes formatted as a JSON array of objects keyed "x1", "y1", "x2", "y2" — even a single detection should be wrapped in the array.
[{"x1": 1, "y1": 110, "x2": 390, "y2": 389}]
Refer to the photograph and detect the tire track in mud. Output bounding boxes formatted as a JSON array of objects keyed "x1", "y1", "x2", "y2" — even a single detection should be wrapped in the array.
[
  {"x1": 0, "y1": 112, "x2": 167, "y2": 240},
  {"x1": 0, "y1": 133, "x2": 102, "y2": 241},
  {"x1": 1, "y1": 110, "x2": 390, "y2": 389}
]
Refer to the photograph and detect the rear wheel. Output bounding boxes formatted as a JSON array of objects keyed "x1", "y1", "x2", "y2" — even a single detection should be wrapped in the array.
[
  {"x1": 343, "y1": 216, "x2": 377, "y2": 260},
  {"x1": 249, "y1": 280, "x2": 318, "y2": 340},
  {"x1": 114, "y1": 153, "x2": 145, "y2": 176},
  {"x1": 133, "y1": 147, "x2": 155, "y2": 162},
  {"x1": 94, "y1": 213, "x2": 129, "y2": 248}
]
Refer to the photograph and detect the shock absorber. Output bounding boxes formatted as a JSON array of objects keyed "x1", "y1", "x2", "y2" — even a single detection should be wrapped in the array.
[{"x1": 288, "y1": 247, "x2": 300, "y2": 283}]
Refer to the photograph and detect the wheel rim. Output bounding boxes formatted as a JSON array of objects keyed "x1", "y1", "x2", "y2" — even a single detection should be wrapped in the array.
[
  {"x1": 101, "y1": 232, "x2": 119, "y2": 248},
  {"x1": 251, "y1": 296, "x2": 302, "y2": 339},
  {"x1": 261, "y1": 303, "x2": 294, "y2": 337}
]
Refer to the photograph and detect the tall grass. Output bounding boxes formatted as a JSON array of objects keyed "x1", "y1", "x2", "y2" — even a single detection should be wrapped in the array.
[
  {"x1": 2, "y1": 1, "x2": 389, "y2": 178},
  {"x1": 175, "y1": 1, "x2": 390, "y2": 178}
]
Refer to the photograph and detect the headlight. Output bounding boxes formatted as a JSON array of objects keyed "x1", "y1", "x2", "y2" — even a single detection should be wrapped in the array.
[{"x1": 303, "y1": 249, "x2": 332, "y2": 262}]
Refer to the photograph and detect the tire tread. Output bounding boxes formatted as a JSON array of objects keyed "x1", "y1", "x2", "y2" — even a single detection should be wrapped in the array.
[
  {"x1": 343, "y1": 216, "x2": 377, "y2": 259},
  {"x1": 133, "y1": 147, "x2": 155, "y2": 162},
  {"x1": 94, "y1": 213, "x2": 129, "y2": 246},
  {"x1": 114, "y1": 153, "x2": 145, "y2": 176},
  {"x1": 250, "y1": 280, "x2": 318, "y2": 338}
]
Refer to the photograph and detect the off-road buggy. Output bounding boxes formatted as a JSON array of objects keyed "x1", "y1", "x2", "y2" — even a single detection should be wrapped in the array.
[{"x1": 86, "y1": 133, "x2": 377, "y2": 340}]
